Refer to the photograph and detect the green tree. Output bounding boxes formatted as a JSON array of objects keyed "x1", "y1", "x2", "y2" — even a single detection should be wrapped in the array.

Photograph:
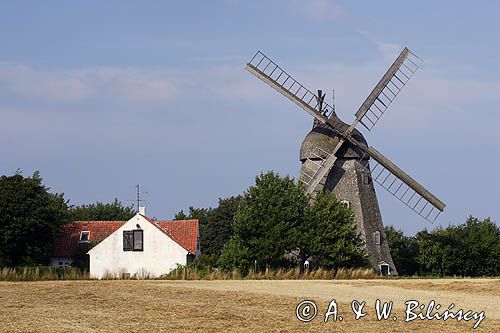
[
  {"x1": 217, "y1": 236, "x2": 252, "y2": 274},
  {"x1": 174, "y1": 206, "x2": 214, "y2": 265},
  {"x1": 416, "y1": 227, "x2": 463, "y2": 276},
  {"x1": 458, "y1": 217, "x2": 500, "y2": 276},
  {"x1": 227, "y1": 172, "x2": 367, "y2": 271},
  {"x1": 174, "y1": 210, "x2": 188, "y2": 220},
  {"x1": 384, "y1": 226, "x2": 419, "y2": 276},
  {"x1": 0, "y1": 171, "x2": 68, "y2": 266},
  {"x1": 415, "y1": 216, "x2": 500, "y2": 277},
  {"x1": 68, "y1": 198, "x2": 135, "y2": 221},
  {"x1": 232, "y1": 172, "x2": 308, "y2": 269},
  {"x1": 174, "y1": 206, "x2": 211, "y2": 225},
  {"x1": 202, "y1": 196, "x2": 242, "y2": 264},
  {"x1": 175, "y1": 200, "x2": 241, "y2": 266},
  {"x1": 298, "y1": 191, "x2": 368, "y2": 269}
]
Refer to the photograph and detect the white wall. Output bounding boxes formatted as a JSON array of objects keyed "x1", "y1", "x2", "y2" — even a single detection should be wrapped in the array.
[{"x1": 88, "y1": 214, "x2": 188, "y2": 279}]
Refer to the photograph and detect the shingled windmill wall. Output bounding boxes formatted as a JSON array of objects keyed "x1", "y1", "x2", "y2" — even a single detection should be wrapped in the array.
[{"x1": 300, "y1": 120, "x2": 398, "y2": 275}]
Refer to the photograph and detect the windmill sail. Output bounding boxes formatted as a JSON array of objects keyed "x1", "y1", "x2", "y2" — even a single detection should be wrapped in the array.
[
  {"x1": 246, "y1": 51, "x2": 349, "y2": 194},
  {"x1": 245, "y1": 49, "x2": 445, "y2": 224},
  {"x1": 246, "y1": 51, "x2": 335, "y2": 121},
  {"x1": 354, "y1": 47, "x2": 423, "y2": 131},
  {"x1": 299, "y1": 147, "x2": 331, "y2": 186},
  {"x1": 303, "y1": 139, "x2": 345, "y2": 193},
  {"x1": 303, "y1": 131, "x2": 446, "y2": 222},
  {"x1": 354, "y1": 144, "x2": 446, "y2": 222}
]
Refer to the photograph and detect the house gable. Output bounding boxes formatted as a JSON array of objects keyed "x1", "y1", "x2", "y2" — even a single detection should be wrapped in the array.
[
  {"x1": 86, "y1": 214, "x2": 191, "y2": 278},
  {"x1": 87, "y1": 214, "x2": 188, "y2": 256},
  {"x1": 53, "y1": 217, "x2": 199, "y2": 259}
]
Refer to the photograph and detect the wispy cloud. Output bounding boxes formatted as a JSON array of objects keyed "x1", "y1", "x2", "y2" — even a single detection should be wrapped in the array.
[
  {"x1": 1, "y1": 59, "x2": 498, "y2": 136},
  {"x1": 358, "y1": 31, "x2": 402, "y2": 62},
  {"x1": 0, "y1": 64, "x2": 181, "y2": 103},
  {"x1": 0, "y1": 64, "x2": 93, "y2": 102},
  {"x1": 81, "y1": 67, "x2": 181, "y2": 103}
]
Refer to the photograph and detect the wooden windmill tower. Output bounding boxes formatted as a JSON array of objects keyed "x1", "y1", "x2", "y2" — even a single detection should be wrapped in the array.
[{"x1": 245, "y1": 47, "x2": 445, "y2": 275}]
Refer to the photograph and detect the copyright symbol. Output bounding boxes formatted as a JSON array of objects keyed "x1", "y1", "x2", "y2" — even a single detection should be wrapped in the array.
[{"x1": 296, "y1": 300, "x2": 318, "y2": 322}]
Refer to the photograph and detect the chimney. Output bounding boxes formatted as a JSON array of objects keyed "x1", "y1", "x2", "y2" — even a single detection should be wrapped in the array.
[{"x1": 139, "y1": 206, "x2": 146, "y2": 215}]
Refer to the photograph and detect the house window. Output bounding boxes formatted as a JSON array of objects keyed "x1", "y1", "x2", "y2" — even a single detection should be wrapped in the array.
[
  {"x1": 123, "y1": 230, "x2": 143, "y2": 251},
  {"x1": 79, "y1": 231, "x2": 90, "y2": 242},
  {"x1": 374, "y1": 231, "x2": 381, "y2": 245},
  {"x1": 123, "y1": 231, "x2": 133, "y2": 251},
  {"x1": 133, "y1": 230, "x2": 143, "y2": 251}
]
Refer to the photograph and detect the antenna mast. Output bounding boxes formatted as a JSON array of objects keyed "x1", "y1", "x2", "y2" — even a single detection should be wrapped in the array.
[{"x1": 135, "y1": 184, "x2": 145, "y2": 212}]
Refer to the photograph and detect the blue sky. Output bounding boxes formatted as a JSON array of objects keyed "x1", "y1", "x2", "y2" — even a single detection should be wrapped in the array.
[{"x1": 1, "y1": 1, "x2": 498, "y2": 234}]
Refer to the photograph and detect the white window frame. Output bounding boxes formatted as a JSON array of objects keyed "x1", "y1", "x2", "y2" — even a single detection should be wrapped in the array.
[
  {"x1": 373, "y1": 231, "x2": 381, "y2": 245},
  {"x1": 79, "y1": 231, "x2": 90, "y2": 243}
]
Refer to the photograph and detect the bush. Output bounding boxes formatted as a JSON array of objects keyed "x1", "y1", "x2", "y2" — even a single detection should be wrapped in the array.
[{"x1": 217, "y1": 237, "x2": 252, "y2": 275}]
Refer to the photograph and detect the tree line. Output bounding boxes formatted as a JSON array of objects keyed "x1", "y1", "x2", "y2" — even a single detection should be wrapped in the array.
[
  {"x1": 385, "y1": 216, "x2": 500, "y2": 277},
  {"x1": 0, "y1": 171, "x2": 134, "y2": 267},
  {"x1": 177, "y1": 171, "x2": 367, "y2": 274},
  {"x1": 176, "y1": 173, "x2": 500, "y2": 277},
  {"x1": 0, "y1": 170, "x2": 498, "y2": 277}
]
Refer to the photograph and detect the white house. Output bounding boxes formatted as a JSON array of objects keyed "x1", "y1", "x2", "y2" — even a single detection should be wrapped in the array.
[{"x1": 51, "y1": 212, "x2": 200, "y2": 279}]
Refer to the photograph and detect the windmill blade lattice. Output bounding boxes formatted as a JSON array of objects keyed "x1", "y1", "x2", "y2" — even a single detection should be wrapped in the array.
[
  {"x1": 299, "y1": 147, "x2": 332, "y2": 187},
  {"x1": 357, "y1": 146, "x2": 445, "y2": 223},
  {"x1": 355, "y1": 47, "x2": 423, "y2": 131},
  {"x1": 247, "y1": 51, "x2": 335, "y2": 118},
  {"x1": 245, "y1": 48, "x2": 445, "y2": 225}
]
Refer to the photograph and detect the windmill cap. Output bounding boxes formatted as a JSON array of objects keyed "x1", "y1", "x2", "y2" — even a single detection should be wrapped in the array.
[{"x1": 300, "y1": 117, "x2": 368, "y2": 161}]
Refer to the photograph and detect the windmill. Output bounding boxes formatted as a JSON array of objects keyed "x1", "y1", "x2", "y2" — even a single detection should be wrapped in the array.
[{"x1": 245, "y1": 47, "x2": 445, "y2": 275}]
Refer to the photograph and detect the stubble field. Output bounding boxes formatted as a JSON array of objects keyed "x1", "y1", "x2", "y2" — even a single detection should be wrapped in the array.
[{"x1": 0, "y1": 278, "x2": 498, "y2": 332}]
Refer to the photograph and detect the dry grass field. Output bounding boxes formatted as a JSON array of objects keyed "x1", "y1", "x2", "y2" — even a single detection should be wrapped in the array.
[{"x1": 0, "y1": 279, "x2": 498, "y2": 332}]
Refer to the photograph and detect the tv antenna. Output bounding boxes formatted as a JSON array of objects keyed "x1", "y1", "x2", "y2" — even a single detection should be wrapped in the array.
[{"x1": 129, "y1": 184, "x2": 147, "y2": 212}]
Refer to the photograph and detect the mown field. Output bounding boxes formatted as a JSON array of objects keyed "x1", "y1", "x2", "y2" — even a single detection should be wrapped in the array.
[{"x1": 0, "y1": 279, "x2": 498, "y2": 332}]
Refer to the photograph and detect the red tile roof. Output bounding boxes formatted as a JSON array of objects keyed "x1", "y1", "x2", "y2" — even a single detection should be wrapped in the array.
[
  {"x1": 53, "y1": 221, "x2": 125, "y2": 257},
  {"x1": 52, "y1": 217, "x2": 199, "y2": 257},
  {"x1": 141, "y1": 215, "x2": 199, "y2": 254},
  {"x1": 157, "y1": 220, "x2": 199, "y2": 254}
]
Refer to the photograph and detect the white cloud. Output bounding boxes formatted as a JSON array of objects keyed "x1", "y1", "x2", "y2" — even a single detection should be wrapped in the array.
[
  {"x1": 0, "y1": 64, "x2": 181, "y2": 103},
  {"x1": 0, "y1": 64, "x2": 93, "y2": 101},
  {"x1": 0, "y1": 63, "x2": 276, "y2": 106},
  {"x1": 358, "y1": 31, "x2": 402, "y2": 62},
  {"x1": 1, "y1": 58, "x2": 498, "y2": 138},
  {"x1": 81, "y1": 67, "x2": 181, "y2": 103}
]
